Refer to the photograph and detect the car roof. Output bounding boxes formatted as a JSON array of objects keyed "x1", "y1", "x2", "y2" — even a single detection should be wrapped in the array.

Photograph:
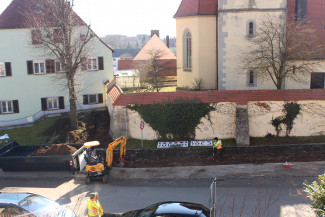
[
  {"x1": 0, "y1": 192, "x2": 33, "y2": 205},
  {"x1": 153, "y1": 202, "x2": 209, "y2": 216}
]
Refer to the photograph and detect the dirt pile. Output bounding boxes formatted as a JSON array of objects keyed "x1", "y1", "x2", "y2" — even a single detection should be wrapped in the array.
[{"x1": 31, "y1": 144, "x2": 77, "y2": 156}]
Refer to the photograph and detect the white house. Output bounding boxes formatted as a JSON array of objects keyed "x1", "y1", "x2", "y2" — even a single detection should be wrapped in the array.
[{"x1": 0, "y1": 0, "x2": 114, "y2": 127}]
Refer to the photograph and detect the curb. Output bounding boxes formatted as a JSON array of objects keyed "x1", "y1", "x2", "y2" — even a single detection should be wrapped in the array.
[{"x1": 1, "y1": 161, "x2": 325, "y2": 180}]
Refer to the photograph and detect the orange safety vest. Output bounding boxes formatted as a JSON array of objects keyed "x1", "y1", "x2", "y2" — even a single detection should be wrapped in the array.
[
  {"x1": 87, "y1": 199, "x2": 100, "y2": 216},
  {"x1": 213, "y1": 140, "x2": 222, "y2": 149}
]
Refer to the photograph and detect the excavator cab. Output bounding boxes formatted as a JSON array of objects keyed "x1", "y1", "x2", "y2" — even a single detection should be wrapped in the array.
[{"x1": 84, "y1": 137, "x2": 127, "y2": 184}]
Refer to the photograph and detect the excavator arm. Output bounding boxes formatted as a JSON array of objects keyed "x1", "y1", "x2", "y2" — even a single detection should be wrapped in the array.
[{"x1": 106, "y1": 136, "x2": 126, "y2": 168}]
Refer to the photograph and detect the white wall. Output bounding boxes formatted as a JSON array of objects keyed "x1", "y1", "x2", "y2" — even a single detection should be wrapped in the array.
[
  {"x1": 0, "y1": 28, "x2": 113, "y2": 123},
  {"x1": 249, "y1": 101, "x2": 325, "y2": 137},
  {"x1": 218, "y1": 0, "x2": 286, "y2": 90}
]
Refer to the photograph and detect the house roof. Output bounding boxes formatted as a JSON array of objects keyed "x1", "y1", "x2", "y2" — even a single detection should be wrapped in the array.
[
  {"x1": 108, "y1": 89, "x2": 325, "y2": 107},
  {"x1": 112, "y1": 49, "x2": 140, "y2": 58},
  {"x1": 0, "y1": 0, "x2": 114, "y2": 51},
  {"x1": 174, "y1": 0, "x2": 218, "y2": 18},
  {"x1": 0, "y1": 0, "x2": 85, "y2": 29},
  {"x1": 133, "y1": 34, "x2": 176, "y2": 60}
]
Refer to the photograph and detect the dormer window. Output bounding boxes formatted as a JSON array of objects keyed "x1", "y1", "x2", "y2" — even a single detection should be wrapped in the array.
[{"x1": 36, "y1": 4, "x2": 42, "y2": 13}]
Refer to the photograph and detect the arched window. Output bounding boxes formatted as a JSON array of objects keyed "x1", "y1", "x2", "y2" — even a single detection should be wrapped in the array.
[
  {"x1": 249, "y1": 22, "x2": 254, "y2": 36},
  {"x1": 184, "y1": 31, "x2": 192, "y2": 70}
]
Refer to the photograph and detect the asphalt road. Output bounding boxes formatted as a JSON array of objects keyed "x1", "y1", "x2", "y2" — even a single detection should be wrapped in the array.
[{"x1": 0, "y1": 173, "x2": 317, "y2": 217}]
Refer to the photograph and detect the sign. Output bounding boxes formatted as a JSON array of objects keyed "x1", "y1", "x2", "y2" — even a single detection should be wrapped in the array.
[{"x1": 140, "y1": 121, "x2": 144, "y2": 130}]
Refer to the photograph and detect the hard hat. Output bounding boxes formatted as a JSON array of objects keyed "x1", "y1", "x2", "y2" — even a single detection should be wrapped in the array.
[{"x1": 90, "y1": 192, "x2": 98, "y2": 199}]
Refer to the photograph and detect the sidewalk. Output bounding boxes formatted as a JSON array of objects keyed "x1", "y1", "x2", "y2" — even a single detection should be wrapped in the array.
[{"x1": 1, "y1": 161, "x2": 325, "y2": 180}]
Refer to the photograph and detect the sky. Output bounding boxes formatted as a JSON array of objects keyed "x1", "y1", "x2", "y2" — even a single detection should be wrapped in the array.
[{"x1": 0, "y1": 0, "x2": 182, "y2": 37}]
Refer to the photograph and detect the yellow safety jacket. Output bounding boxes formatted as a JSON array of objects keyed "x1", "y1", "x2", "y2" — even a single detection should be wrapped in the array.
[
  {"x1": 213, "y1": 140, "x2": 222, "y2": 149},
  {"x1": 87, "y1": 199, "x2": 104, "y2": 216}
]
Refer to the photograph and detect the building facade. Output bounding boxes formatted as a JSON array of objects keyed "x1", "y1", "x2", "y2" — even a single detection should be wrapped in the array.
[
  {"x1": 0, "y1": 0, "x2": 114, "y2": 127},
  {"x1": 175, "y1": 0, "x2": 325, "y2": 90}
]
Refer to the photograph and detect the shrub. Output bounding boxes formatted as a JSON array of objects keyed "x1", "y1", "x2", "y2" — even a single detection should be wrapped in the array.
[{"x1": 304, "y1": 173, "x2": 325, "y2": 216}]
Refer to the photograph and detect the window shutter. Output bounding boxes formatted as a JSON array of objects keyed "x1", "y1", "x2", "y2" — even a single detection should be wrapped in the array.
[
  {"x1": 98, "y1": 94, "x2": 103, "y2": 103},
  {"x1": 58, "y1": 96, "x2": 65, "y2": 109},
  {"x1": 98, "y1": 57, "x2": 104, "y2": 70},
  {"x1": 5, "y1": 62, "x2": 12, "y2": 76},
  {"x1": 53, "y1": 28, "x2": 63, "y2": 43},
  {"x1": 41, "y1": 98, "x2": 47, "y2": 111},
  {"x1": 27, "y1": 61, "x2": 34, "y2": 74},
  {"x1": 13, "y1": 100, "x2": 19, "y2": 113},
  {"x1": 81, "y1": 58, "x2": 87, "y2": 71},
  {"x1": 83, "y1": 95, "x2": 89, "y2": 105},
  {"x1": 45, "y1": 59, "x2": 55, "y2": 73},
  {"x1": 31, "y1": 29, "x2": 42, "y2": 44}
]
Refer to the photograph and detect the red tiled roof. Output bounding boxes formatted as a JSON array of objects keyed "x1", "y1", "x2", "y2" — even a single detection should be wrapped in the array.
[
  {"x1": 174, "y1": 0, "x2": 218, "y2": 18},
  {"x1": 112, "y1": 89, "x2": 325, "y2": 106},
  {"x1": 118, "y1": 60, "x2": 135, "y2": 70},
  {"x1": 118, "y1": 59, "x2": 177, "y2": 76},
  {"x1": 0, "y1": 0, "x2": 85, "y2": 29},
  {"x1": 287, "y1": 0, "x2": 325, "y2": 59},
  {"x1": 107, "y1": 85, "x2": 123, "y2": 104}
]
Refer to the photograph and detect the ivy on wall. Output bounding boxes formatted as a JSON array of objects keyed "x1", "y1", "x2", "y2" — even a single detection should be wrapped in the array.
[
  {"x1": 127, "y1": 98, "x2": 215, "y2": 140},
  {"x1": 271, "y1": 102, "x2": 301, "y2": 136}
]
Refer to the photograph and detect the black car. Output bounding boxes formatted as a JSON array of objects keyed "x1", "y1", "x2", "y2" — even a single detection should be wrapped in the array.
[
  {"x1": 0, "y1": 192, "x2": 76, "y2": 217},
  {"x1": 122, "y1": 201, "x2": 210, "y2": 217}
]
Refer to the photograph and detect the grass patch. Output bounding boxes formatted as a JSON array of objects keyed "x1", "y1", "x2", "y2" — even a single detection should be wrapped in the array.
[{"x1": 1, "y1": 117, "x2": 62, "y2": 145}]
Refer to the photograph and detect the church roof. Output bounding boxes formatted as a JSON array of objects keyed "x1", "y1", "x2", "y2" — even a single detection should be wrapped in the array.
[{"x1": 174, "y1": 0, "x2": 218, "y2": 18}]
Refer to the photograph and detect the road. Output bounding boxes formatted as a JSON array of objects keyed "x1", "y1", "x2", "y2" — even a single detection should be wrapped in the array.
[{"x1": 0, "y1": 174, "x2": 316, "y2": 217}]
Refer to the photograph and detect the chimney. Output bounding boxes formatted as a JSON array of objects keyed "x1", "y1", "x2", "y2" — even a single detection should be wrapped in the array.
[
  {"x1": 166, "y1": 35, "x2": 169, "y2": 48},
  {"x1": 151, "y1": 30, "x2": 159, "y2": 38}
]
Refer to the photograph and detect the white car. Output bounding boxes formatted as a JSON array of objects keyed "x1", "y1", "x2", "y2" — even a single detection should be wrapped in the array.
[{"x1": 0, "y1": 192, "x2": 76, "y2": 217}]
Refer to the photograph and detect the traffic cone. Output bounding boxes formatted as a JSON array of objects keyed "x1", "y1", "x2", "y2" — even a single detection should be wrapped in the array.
[{"x1": 284, "y1": 161, "x2": 290, "y2": 168}]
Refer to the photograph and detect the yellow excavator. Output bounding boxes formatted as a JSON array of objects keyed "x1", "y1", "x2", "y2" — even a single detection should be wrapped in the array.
[{"x1": 83, "y1": 136, "x2": 126, "y2": 184}]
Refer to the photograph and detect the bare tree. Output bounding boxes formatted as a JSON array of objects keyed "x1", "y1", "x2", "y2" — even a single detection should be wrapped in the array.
[
  {"x1": 241, "y1": 14, "x2": 323, "y2": 89},
  {"x1": 25, "y1": 0, "x2": 94, "y2": 129},
  {"x1": 136, "y1": 49, "x2": 171, "y2": 92}
]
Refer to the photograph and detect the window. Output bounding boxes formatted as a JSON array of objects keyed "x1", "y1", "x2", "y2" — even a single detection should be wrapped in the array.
[
  {"x1": 41, "y1": 97, "x2": 64, "y2": 111},
  {"x1": 83, "y1": 94, "x2": 103, "y2": 105},
  {"x1": 87, "y1": 57, "x2": 98, "y2": 71},
  {"x1": 31, "y1": 29, "x2": 42, "y2": 44},
  {"x1": 184, "y1": 31, "x2": 192, "y2": 70},
  {"x1": 88, "y1": 94, "x2": 98, "y2": 104},
  {"x1": 247, "y1": 70, "x2": 257, "y2": 87},
  {"x1": 295, "y1": 0, "x2": 307, "y2": 23},
  {"x1": 33, "y1": 60, "x2": 46, "y2": 74},
  {"x1": 310, "y1": 73, "x2": 325, "y2": 89},
  {"x1": 249, "y1": 22, "x2": 254, "y2": 36},
  {"x1": 0, "y1": 100, "x2": 19, "y2": 115},
  {"x1": 53, "y1": 28, "x2": 63, "y2": 43},
  {"x1": 0, "y1": 62, "x2": 5, "y2": 76},
  {"x1": 55, "y1": 60, "x2": 65, "y2": 73},
  {"x1": 1, "y1": 101, "x2": 13, "y2": 113},
  {"x1": 47, "y1": 97, "x2": 58, "y2": 110},
  {"x1": 247, "y1": 20, "x2": 256, "y2": 37}
]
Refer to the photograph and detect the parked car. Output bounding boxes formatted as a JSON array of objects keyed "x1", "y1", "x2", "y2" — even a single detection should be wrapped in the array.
[
  {"x1": 122, "y1": 201, "x2": 210, "y2": 217},
  {"x1": 0, "y1": 192, "x2": 76, "y2": 217}
]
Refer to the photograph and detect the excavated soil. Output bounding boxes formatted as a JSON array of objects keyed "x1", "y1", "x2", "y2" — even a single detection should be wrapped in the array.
[{"x1": 30, "y1": 144, "x2": 77, "y2": 156}]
